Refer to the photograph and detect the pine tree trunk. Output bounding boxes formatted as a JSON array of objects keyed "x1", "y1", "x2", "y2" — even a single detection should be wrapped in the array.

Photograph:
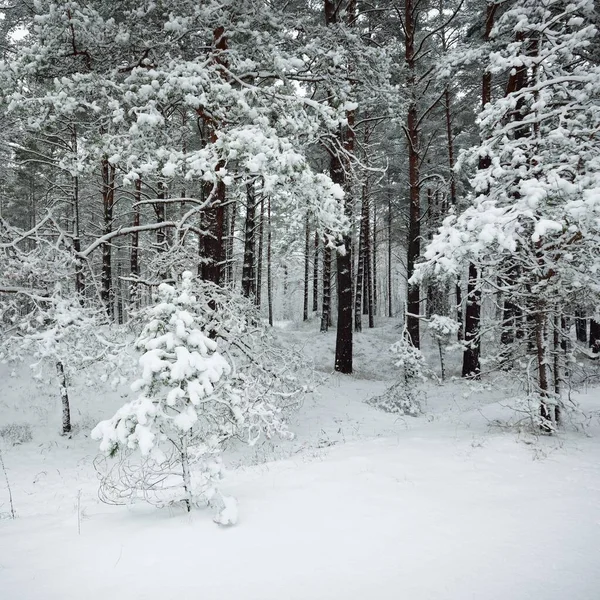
[
  {"x1": 57, "y1": 361, "x2": 71, "y2": 437},
  {"x1": 553, "y1": 314, "x2": 562, "y2": 424},
  {"x1": 355, "y1": 193, "x2": 366, "y2": 332},
  {"x1": 325, "y1": 0, "x2": 353, "y2": 373},
  {"x1": 72, "y1": 126, "x2": 85, "y2": 298},
  {"x1": 130, "y1": 178, "x2": 141, "y2": 310},
  {"x1": 313, "y1": 230, "x2": 319, "y2": 312},
  {"x1": 321, "y1": 243, "x2": 332, "y2": 333},
  {"x1": 267, "y1": 196, "x2": 273, "y2": 326},
  {"x1": 462, "y1": 1, "x2": 497, "y2": 376},
  {"x1": 372, "y1": 206, "x2": 377, "y2": 318},
  {"x1": 199, "y1": 26, "x2": 228, "y2": 286},
  {"x1": 303, "y1": 213, "x2": 310, "y2": 321},
  {"x1": 405, "y1": 0, "x2": 421, "y2": 349},
  {"x1": 101, "y1": 158, "x2": 115, "y2": 318},
  {"x1": 155, "y1": 181, "x2": 167, "y2": 258},
  {"x1": 575, "y1": 309, "x2": 587, "y2": 343},
  {"x1": 255, "y1": 195, "x2": 264, "y2": 307},
  {"x1": 226, "y1": 200, "x2": 237, "y2": 283},
  {"x1": 589, "y1": 319, "x2": 600, "y2": 353},
  {"x1": 241, "y1": 183, "x2": 256, "y2": 298},
  {"x1": 462, "y1": 262, "x2": 481, "y2": 377},
  {"x1": 388, "y1": 191, "x2": 393, "y2": 318}
]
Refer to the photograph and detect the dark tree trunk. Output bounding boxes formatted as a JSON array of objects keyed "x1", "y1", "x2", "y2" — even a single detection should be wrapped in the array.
[
  {"x1": 355, "y1": 188, "x2": 367, "y2": 332},
  {"x1": 154, "y1": 181, "x2": 167, "y2": 258},
  {"x1": 267, "y1": 196, "x2": 273, "y2": 326},
  {"x1": 200, "y1": 180, "x2": 225, "y2": 285},
  {"x1": 303, "y1": 213, "x2": 310, "y2": 321},
  {"x1": 462, "y1": 262, "x2": 481, "y2": 377},
  {"x1": 313, "y1": 230, "x2": 319, "y2": 312},
  {"x1": 333, "y1": 151, "x2": 353, "y2": 373},
  {"x1": 325, "y1": 0, "x2": 354, "y2": 373},
  {"x1": 72, "y1": 126, "x2": 85, "y2": 298},
  {"x1": 462, "y1": 1, "x2": 497, "y2": 377},
  {"x1": 590, "y1": 319, "x2": 600, "y2": 353},
  {"x1": 101, "y1": 158, "x2": 115, "y2": 317},
  {"x1": 241, "y1": 183, "x2": 256, "y2": 298},
  {"x1": 130, "y1": 178, "x2": 141, "y2": 310},
  {"x1": 405, "y1": 0, "x2": 421, "y2": 349},
  {"x1": 388, "y1": 191, "x2": 393, "y2": 318},
  {"x1": 321, "y1": 243, "x2": 332, "y2": 333},
  {"x1": 200, "y1": 26, "x2": 228, "y2": 286},
  {"x1": 226, "y1": 199, "x2": 237, "y2": 283},
  {"x1": 575, "y1": 309, "x2": 587, "y2": 343},
  {"x1": 255, "y1": 195, "x2": 264, "y2": 307},
  {"x1": 372, "y1": 207, "x2": 378, "y2": 317}
]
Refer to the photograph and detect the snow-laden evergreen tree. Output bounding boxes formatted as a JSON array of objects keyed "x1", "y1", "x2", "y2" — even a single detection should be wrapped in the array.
[
  {"x1": 368, "y1": 335, "x2": 428, "y2": 415},
  {"x1": 414, "y1": 0, "x2": 600, "y2": 430},
  {"x1": 92, "y1": 271, "x2": 296, "y2": 521}
]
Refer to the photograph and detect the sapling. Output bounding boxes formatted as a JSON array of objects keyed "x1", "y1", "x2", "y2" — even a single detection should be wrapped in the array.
[
  {"x1": 427, "y1": 315, "x2": 460, "y2": 381},
  {"x1": 368, "y1": 334, "x2": 429, "y2": 415},
  {"x1": 93, "y1": 272, "x2": 300, "y2": 523}
]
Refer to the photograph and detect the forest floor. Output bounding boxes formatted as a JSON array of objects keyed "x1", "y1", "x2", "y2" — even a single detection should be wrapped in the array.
[{"x1": 1, "y1": 317, "x2": 600, "y2": 600}]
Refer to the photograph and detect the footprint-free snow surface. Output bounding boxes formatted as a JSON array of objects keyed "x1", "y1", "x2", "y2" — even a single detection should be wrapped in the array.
[{"x1": 1, "y1": 320, "x2": 599, "y2": 599}]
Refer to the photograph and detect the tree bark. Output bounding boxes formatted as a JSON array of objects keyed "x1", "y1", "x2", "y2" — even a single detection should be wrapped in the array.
[
  {"x1": 313, "y1": 230, "x2": 319, "y2": 312},
  {"x1": 589, "y1": 319, "x2": 600, "y2": 353},
  {"x1": 255, "y1": 195, "x2": 264, "y2": 307},
  {"x1": 462, "y1": 1, "x2": 497, "y2": 377},
  {"x1": 321, "y1": 242, "x2": 332, "y2": 333},
  {"x1": 57, "y1": 361, "x2": 71, "y2": 436},
  {"x1": 267, "y1": 196, "x2": 273, "y2": 326},
  {"x1": 303, "y1": 213, "x2": 310, "y2": 321},
  {"x1": 575, "y1": 309, "x2": 587, "y2": 343},
  {"x1": 405, "y1": 0, "x2": 421, "y2": 349},
  {"x1": 325, "y1": 0, "x2": 354, "y2": 374},
  {"x1": 241, "y1": 183, "x2": 256, "y2": 298},
  {"x1": 130, "y1": 178, "x2": 141, "y2": 310},
  {"x1": 101, "y1": 158, "x2": 115, "y2": 318}
]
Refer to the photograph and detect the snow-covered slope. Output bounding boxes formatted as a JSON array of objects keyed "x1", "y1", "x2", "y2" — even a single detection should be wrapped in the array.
[{"x1": 1, "y1": 318, "x2": 599, "y2": 600}]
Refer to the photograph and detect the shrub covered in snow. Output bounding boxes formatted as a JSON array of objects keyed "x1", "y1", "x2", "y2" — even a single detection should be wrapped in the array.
[
  {"x1": 93, "y1": 272, "x2": 303, "y2": 523},
  {"x1": 367, "y1": 336, "x2": 428, "y2": 416}
]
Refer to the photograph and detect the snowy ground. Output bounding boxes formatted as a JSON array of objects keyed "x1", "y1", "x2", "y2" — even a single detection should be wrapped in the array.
[{"x1": 1, "y1": 318, "x2": 600, "y2": 600}]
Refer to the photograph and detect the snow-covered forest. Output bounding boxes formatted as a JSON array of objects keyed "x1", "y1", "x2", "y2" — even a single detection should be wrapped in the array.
[{"x1": 1, "y1": 1, "x2": 600, "y2": 598}]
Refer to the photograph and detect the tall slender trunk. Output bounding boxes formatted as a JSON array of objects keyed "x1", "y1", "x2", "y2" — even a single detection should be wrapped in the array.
[
  {"x1": 226, "y1": 200, "x2": 237, "y2": 283},
  {"x1": 313, "y1": 230, "x2": 319, "y2": 312},
  {"x1": 405, "y1": 0, "x2": 421, "y2": 348},
  {"x1": 57, "y1": 361, "x2": 71, "y2": 436},
  {"x1": 200, "y1": 26, "x2": 228, "y2": 286},
  {"x1": 101, "y1": 158, "x2": 115, "y2": 317},
  {"x1": 575, "y1": 309, "x2": 587, "y2": 343},
  {"x1": 325, "y1": 0, "x2": 354, "y2": 374},
  {"x1": 388, "y1": 190, "x2": 393, "y2": 318},
  {"x1": 462, "y1": 262, "x2": 481, "y2": 377},
  {"x1": 355, "y1": 188, "x2": 367, "y2": 332},
  {"x1": 372, "y1": 206, "x2": 377, "y2": 318},
  {"x1": 241, "y1": 183, "x2": 256, "y2": 298},
  {"x1": 321, "y1": 242, "x2": 332, "y2": 332},
  {"x1": 130, "y1": 178, "x2": 141, "y2": 310},
  {"x1": 267, "y1": 196, "x2": 273, "y2": 326},
  {"x1": 72, "y1": 126, "x2": 84, "y2": 297},
  {"x1": 462, "y1": 1, "x2": 497, "y2": 377},
  {"x1": 181, "y1": 435, "x2": 192, "y2": 512},
  {"x1": 303, "y1": 213, "x2": 310, "y2": 321},
  {"x1": 255, "y1": 195, "x2": 264, "y2": 307},
  {"x1": 589, "y1": 319, "x2": 600, "y2": 353}
]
